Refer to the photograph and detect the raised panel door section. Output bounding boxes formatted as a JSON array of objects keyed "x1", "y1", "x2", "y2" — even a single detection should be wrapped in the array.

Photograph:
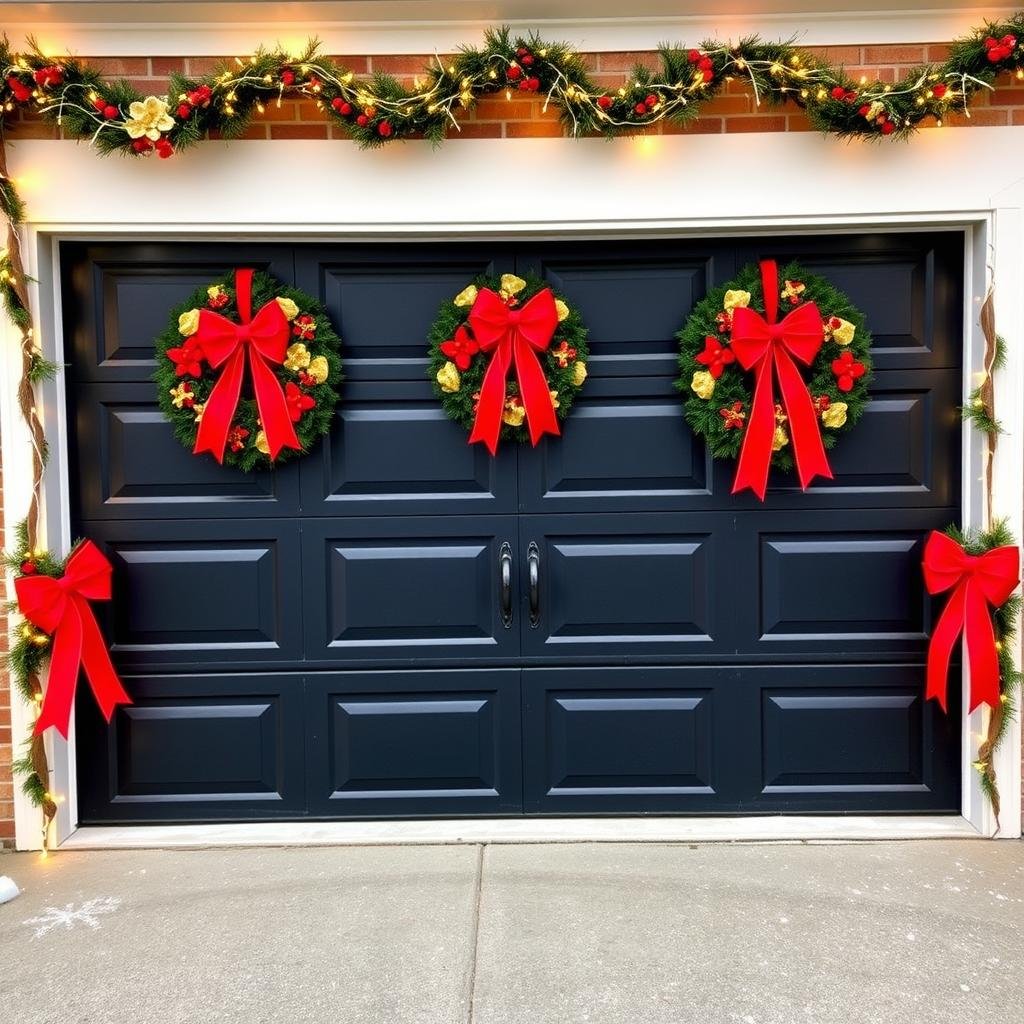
[
  {"x1": 60, "y1": 243, "x2": 294, "y2": 383},
  {"x1": 520, "y1": 514, "x2": 728, "y2": 660},
  {"x1": 732, "y1": 508, "x2": 956, "y2": 662},
  {"x1": 523, "y1": 667, "x2": 722, "y2": 813},
  {"x1": 70, "y1": 383, "x2": 300, "y2": 520},
  {"x1": 303, "y1": 517, "x2": 519, "y2": 665},
  {"x1": 75, "y1": 673, "x2": 305, "y2": 823},
  {"x1": 299, "y1": 380, "x2": 517, "y2": 516},
  {"x1": 295, "y1": 245, "x2": 505, "y2": 382},
  {"x1": 519, "y1": 242, "x2": 725, "y2": 379},
  {"x1": 305, "y1": 670, "x2": 522, "y2": 816},
  {"x1": 81, "y1": 520, "x2": 303, "y2": 671},
  {"x1": 739, "y1": 232, "x2": 963, "y2": 370}
]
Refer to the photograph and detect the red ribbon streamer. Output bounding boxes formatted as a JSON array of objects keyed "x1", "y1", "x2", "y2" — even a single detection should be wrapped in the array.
[
  {"x1": 15, "y1": 540, "x2": 131, "y2": 739},
  {"x1": 729, "y1": 260, "x2": 833, "y2": 500},
  {"x1": 192, "y1": 268, "x2": 300, "y2": 463},
  {"x1": 922, "y1": 531, "x2": 1020, "y2": 712},
  {"x1": 467, "y1": 287, "x2": 560, "y2": 455}
]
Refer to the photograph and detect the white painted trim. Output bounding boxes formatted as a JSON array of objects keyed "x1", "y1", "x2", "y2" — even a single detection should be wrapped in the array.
[
  {"x1": 3, "y1": 129, "x2": 1021, "y2": 848},
  {"x1": 6, "y1": 3, "x2": 1021, "y2": 56},
  {"x1": 60, "y1": 815, "x2": 981, "y2": 849}
]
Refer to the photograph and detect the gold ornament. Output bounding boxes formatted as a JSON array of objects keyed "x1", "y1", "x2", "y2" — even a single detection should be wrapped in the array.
[
  {"x1": 124, "y1": 96, "x2": 175, "y2": 140},
  {"x1": 554, "y1": 299, "x2": 570, "y2": 322},
  {"x1": 723, "y1": 289, "x2": 751, "y2": 311},
  {"x1": 821, "y1": 401, "x2": 848, "y2": 429},
  {"x1": 453, "y1": 284, "x2": 479, "y2": 307},
  {"x1": 572, "y1": 361, "x2": 587, "y2": 386},
  {"x1": 30, "y1": 632, "x2": 50, "y2": 647},
  {"x1": 502, "y1": 396, "x2": 526, "y2": 427},
  {"x1": 169, "y1": 382, "x2": 195, "y2": 409},
  {"x1": 499, "y1": 274, "x2": 527, "y2": 299},
  {"x1": 305, "y1": 355, "x2": 329, "y2": 384},
  {"x1": 192, "y1": 403, "x2": 205, "y2": 423},
  {"x1": 772, "y1": 425, "x2": 789, "y2": 451},
  {"x1": 690, "y1": 370, "x2": 716, "y2": 400},
  {"x1": 549, "y1": 390, "x2": 560, "y2": 410},
  {"x1": 207, "y1": 284, "x2": 226, "y2": 303},
  {"x1": 178, "y1": 308, "x2": 200, "y2": 336},
  {"x1": 436, "y1": 361, "x2": 461, "y2": 393},
  {"x1": 254, "y1": 430, "x2": 270, "y2": 455},
  {"x1": 276, "y1": 296, "x2": 300, "y2": 321},
  {"x1": 831, "y1": 318, "x2": 856, "y2": 345},
  {"x1": 284, "y1": 342, "x2": 311, "y2": 371},
  {"x1": 781, "y1": 280, "x2": 805, "y2": 303}
]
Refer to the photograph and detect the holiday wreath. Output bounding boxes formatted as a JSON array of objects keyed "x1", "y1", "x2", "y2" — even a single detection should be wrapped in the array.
[
  {"x1": 154, "y1": 268, "x2": 343, "y2": 470},
  {"x1": 678, "y1": 259, "x2": 873, "y2": 499},
  {"x1": 427, "y1": 274, "x2": 589, "y2": 454}
]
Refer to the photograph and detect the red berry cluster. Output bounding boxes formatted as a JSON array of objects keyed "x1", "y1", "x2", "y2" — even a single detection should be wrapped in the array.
[
  {"x1": 33, "y1": 65, "x2": 64, "y2": 89},
  {"x1": 176, "y1": 84, "x2": 212, "y2": 120},
  {"x1": 91, "y1": 96, "x2": 120, "y2": 120},
  {"x1": 687, "y1": 49, "x2": 715, "y2": 83},
  {"x1": 331, "y1": 97, "x2": 392, "y2": 136},
  {"x1": 984, "y1": 34, "x2": 1018, "y2": 62},
  {"x1": 507, "y1": 47, "x2": 541, "y2": 92},
  {"x1": 5, "y1": 76, "x2": 31, "y2": 103},
  {"x1": 857, "y1": 102, "x2": 896, "y2": 135},
  {"x1": 633, "y1": 93, "x2": 660, "y2": 116},
  {"x1": 130, "y1": 136, "x2": 174, "y2": 158},
  {"x1": 829, "y1": 85, "x2": 859, "y2": 103},
  {"x1": 831, "y1": 350, "x2": 866, "y2": 392}
]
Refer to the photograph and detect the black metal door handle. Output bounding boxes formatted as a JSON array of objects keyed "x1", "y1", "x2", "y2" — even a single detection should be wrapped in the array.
[
  {"x1": 528, "y1": 541, "x2": 540, "y2": 628},
  {"x1": 499, "y1": 542, "x2": 513, "y2": 628}
]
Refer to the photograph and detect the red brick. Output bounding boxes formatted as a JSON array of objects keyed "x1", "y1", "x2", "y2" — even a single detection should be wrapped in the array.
[
  {"x1": 703, "y1": 94, "x2": 753, "y2": 116},
  {"x1": 472, "y1": 97, "x2": 537, "y2": 121},
  {"x1": 126, "y1": 77, "x2": 170, "y2": 94},
  {"x1": 505, "y1": 121, "x2": 565, "y2": 138},
  {"x1": 452, "y1": 122, "x2": 503, "y2": 139},
  {"x1": 595, "y1": 51, "x2": 661, "y2": 73},
  {"x1": 86, "y1": 57, "x2": 151, "y2": 76},
  {"x1": 151, "y1": 57, "x2": 186, "y2": 77},
  {"x1": 662, "y1": 117, "x2": 723, "y2": 135},
  {"x1": 187, "y1": 56, "x2": 231, "y2": 76},
  {"x1": 1012, "y1": 109, "x2": 1024, "y2": 125},
  {"x1": 262, "y1": 101, "x2": 300, "y2": 122},
  {"x1": 787, "y1": 112, "x2": 816, "y2": 132},
  {"x1": 326, "y1": 55, "x2": 370, "y2": 74},
  {"x1": 988, "y1": 88, "x2": 1024, "y2": 106},
  {"x1": 928, "y1": 45, "x2": 952, "y2": 62},
  {"x1": 725, "y1": 115, "x2": 787, "y2": 133},
  {"x1": 269, "y1": 124, "x2": 329, "y2": 139},
  {"x1": 371, "y1": 54, "x2": 441, "y2": 75},
  {"x1": 862, "y1": 45, "x2": 926, "y2": 64},
  {"x1": 943, "y1": 108, "x2": 1009, "y2": 127},
  {"x1": 805, "y1": 46, "x2": 862, "y2": 66}
]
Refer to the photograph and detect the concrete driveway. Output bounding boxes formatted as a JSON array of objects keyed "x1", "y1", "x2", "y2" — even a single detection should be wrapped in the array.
[{"x1": 1, "y1": 839, "x2": 1022, "y2": 1023}]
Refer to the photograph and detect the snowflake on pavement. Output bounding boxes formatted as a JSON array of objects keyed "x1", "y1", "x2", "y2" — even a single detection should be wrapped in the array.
[{"x1": 23, "y1": 896, "x2": 121, "y2": 939}]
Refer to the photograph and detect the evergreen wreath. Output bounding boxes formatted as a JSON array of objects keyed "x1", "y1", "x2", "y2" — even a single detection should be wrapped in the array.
[
  {"x1": 154, "y1": 269, "x2": 342, "y2": 470},
  {"x1": 427, "y1": 273, "x2": 589, "y2": 447},
  {"x1": 677, "y1": 261, "x2": 873, "y2": 478}
]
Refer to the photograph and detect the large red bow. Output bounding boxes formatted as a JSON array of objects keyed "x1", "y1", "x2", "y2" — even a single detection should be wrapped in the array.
[
  {"x1": 923, "y1": 531, "x2": 1020, "y2": 712},
  {"x1": 14, "y1": 540, "x2": 131, "y2": 739},
  {"x1": 729, "y1": 260, "x2": 833, "y2": 499},
  {"x1": 192, "y1": 268, "x2": 300, "y2": 463},
  {"x1": 467, "y1": 287, "x2": 560, "y2": 455}
]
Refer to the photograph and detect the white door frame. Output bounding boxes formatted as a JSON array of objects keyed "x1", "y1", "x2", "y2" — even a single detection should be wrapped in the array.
[{"x1": 1, "y1": 130, "x2": 1021, "y2": 848}]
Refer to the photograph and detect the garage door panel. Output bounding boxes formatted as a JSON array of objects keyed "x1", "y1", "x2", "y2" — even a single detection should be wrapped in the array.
[
  {"x1": 296, "y1": 247, "x2": 504, "y2": 381},
  {"x1": 75, "y1": 673, "x2": 305, "y2": 823},
  {"x1": 305, "y1": 670, "x2": 522, "y2": 815},
  {"x1": 61, "y1": 243, "x2": 294, "y2": 382},
  {"x1": 521, "y1": 514, "x2": 726, "y2": 658},
  {"x1": 740, "y1": 233, "x2": 962, "y2": 370},
  {"x1": 83, "y1": 521, "x2": 303, "y2": 668},
  {"x1": 303, "y1": 518, "x2": 519, "y2": 663},
  {"x1": 299, "y1": 380, "x2": 517, "y2": 515},
  {"x1": 71, "y1": 384, "x2": 298, "y2": 519}
]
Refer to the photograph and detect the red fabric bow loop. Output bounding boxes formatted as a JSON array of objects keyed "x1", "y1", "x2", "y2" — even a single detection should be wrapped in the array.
[
  {"x1": 14, "y1": 540, "x2": 131, "y2": 739},
  {"x1": 192, "y1": 269, "x2": 301, "y2": 463},
  {"x1": 729, "y1": 260, "x2": 833, "y2": 500},
  {"x1": 923, "y1": 531, "x2": 1020, "y2": 712},
  {"x1": 467, "y1": 287, "x2": 561, "y2": 455}
]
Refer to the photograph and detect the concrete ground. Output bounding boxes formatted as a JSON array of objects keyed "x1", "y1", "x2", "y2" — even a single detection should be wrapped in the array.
[{"x1": 0, "y1": 840, "x2": 1022, "y2": 1024}]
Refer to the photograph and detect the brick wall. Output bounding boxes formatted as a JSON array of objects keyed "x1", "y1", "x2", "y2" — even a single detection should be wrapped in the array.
[
  {"x1": 1, "y1": 38, "x2": 1022, "y2": 845},
  {"x1": 5, "y1": 42, "x2": 1024, "y2": 142}
]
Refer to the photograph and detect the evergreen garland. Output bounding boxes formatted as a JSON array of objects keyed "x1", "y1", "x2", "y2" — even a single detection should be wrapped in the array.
[
  {"x1": 153, "y1": 270, "x2": 343, "y2": 471},
  {"x1": 677, "y1": 261, "x2": 872, "y2": 478}
]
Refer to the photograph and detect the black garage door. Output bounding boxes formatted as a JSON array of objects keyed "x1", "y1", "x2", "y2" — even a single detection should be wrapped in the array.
[{"x1": 63, "y1": 234, "x2": 963, "y2": 823}]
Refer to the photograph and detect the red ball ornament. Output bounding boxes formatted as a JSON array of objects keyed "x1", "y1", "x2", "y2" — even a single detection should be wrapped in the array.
[
  {"x1": 932, "y1": 83, "x2": 947, "y2": 98},
  {"x1": 103, "y1": 105, "x2": 118, "y2": 119},
  {"x1": 131, "y1": 138, "x2": 153, "y2": 153},
  {"x1": 281, "y1": 69, "x2": 296, "y2": 85},
  {"x1": 506, "y1": 64, "x2": 523, "y2": 81},
  {"x1": 378, "y1": 120, "x2": 393, "y2": 137},
  {"x1": 880, "y1": 120, "x2": 895, "y2": 135},
  {"x1": 830, "y1": 86, "x2": 847, "y2": 100},
  {"x1": 633, "y1": 102, "x2": 647, "y2": 115},
  {"x1": 645, "y1": 94, "x2": 658, "y2": 108},
  {"x1": 177, "y1": 103, "x2": 192, "y2": 119},
  {"x1": 7, "y1": 76, "x2": 32, "y2": 103},
  {"x1": 687, "y1": 49, "x2": 702, "y2": 64},
  {"x1": 20, "y1": 560, "x2": 37, "y2": 575},
  {"x1": 364, "y1": 106, "x2": 377, "y2": 118},
  {"x1": 331, "y1": 96, "x2": 351, "y2": 114},
  {"x1": 597, "y1": 95, "x2": 613, "y2": 110},
  {"x1": 155, "y1": 138, "x2": 174, "y2": 159},
  {"x1": 33, "y1": 65, "x2": 63, "y2": 89},
  {"x1": 92, "y1": 96, "x2": 107, "y2": 112},
  {"x1": 516, "y1": 47, "x2": 529, "y2": 57},
  {"x1": 356, "y1": 113, "x2": 369, "y2": 126},
  {"x1": 521, "y1": 55, "x2": 534, "y2": 66}
]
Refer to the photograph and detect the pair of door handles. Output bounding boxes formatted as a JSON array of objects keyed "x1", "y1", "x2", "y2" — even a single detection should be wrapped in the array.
[{"x1": 498, "y1": 541, "x2": 539, "y2": 629}]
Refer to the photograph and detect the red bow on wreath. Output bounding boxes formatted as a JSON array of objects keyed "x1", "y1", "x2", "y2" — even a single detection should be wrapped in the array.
[
  {"x1": 192, "y1": 268, "x2": 301, "y2": 463},
  {"x1": 922, "y1": 531, "x2": 1020, "y2": 712},
  {"x1": 729, "y1": 260, "x2": 833, "y2": 499},
  {"x1": 14, "y1": 540, "x2": 131, "y2": 739},
  {"x1": 467, "y1": 287, "x2": 560, "y2": 455}
]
